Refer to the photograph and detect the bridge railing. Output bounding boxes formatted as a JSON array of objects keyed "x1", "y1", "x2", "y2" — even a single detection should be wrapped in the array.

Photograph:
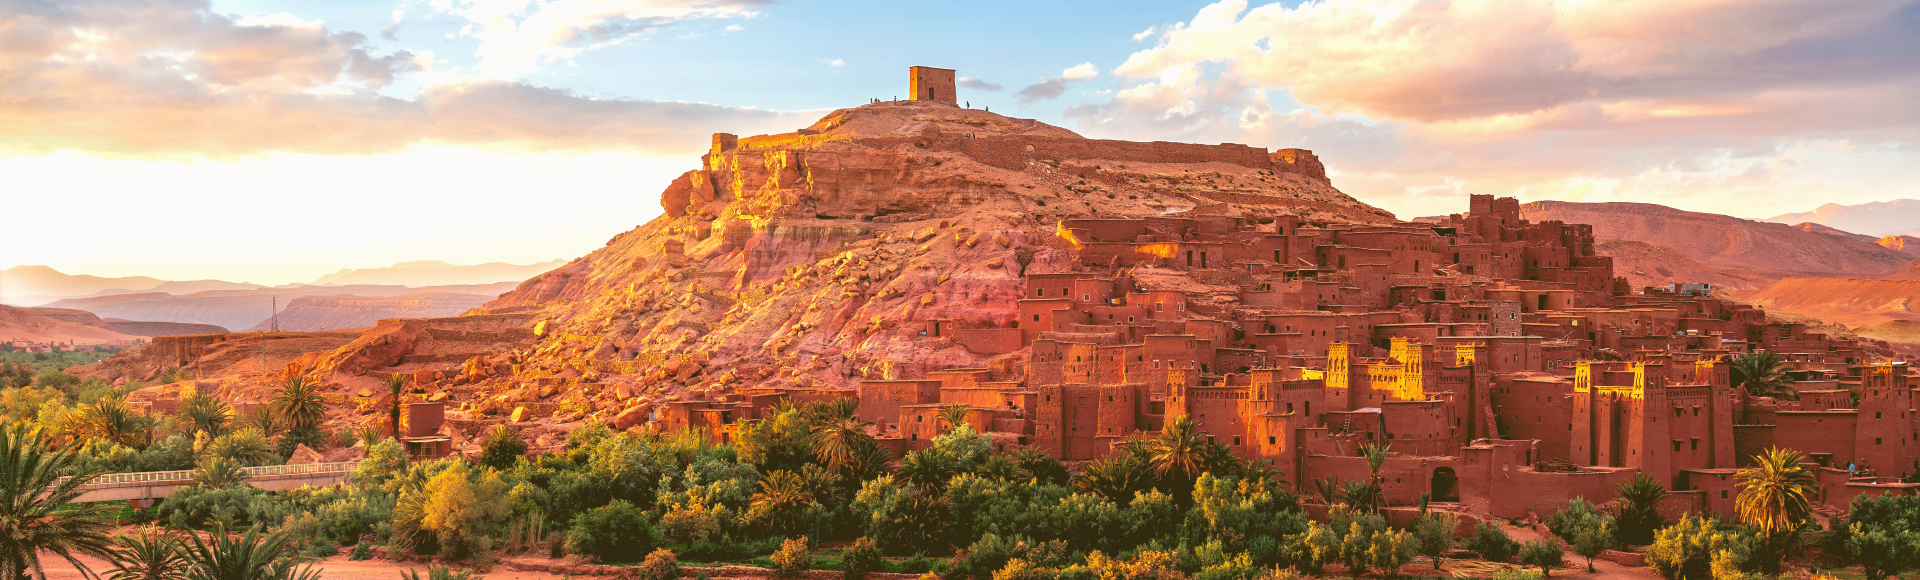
[{"x1": 56, "y1": 461, "x2": 361, "y2": 489}]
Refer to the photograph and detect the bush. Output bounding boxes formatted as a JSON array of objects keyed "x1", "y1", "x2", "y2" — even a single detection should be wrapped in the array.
[
  {"x1": 1467, "y1": 523, "x2": 1520, "y2": 563},
  {"x1": 479, "y1": 424, "x2": 529, "y2": 470},
  {"x1": 1412, "y1": 514, "x2": 1458, "y2": 569},
  {"x1": 772, "y1": 536, "x2": 812, "y2": 578},
  {"x1": 350, "y1": 543, "x2": 373, "y2": 560},
  {"x1": 1519, "y1": 540, "x2": 1563, "y2": 577},
  {"x1": 1646, "y1": 515, "x2": 1754, "y2": 580},
  {"x1": 637, "y1": 548, "x2": 681, "y2": 580},
  {"x1": 843, "y1": 537, "x2": 884, "y2": 580},
  {"x1": 566, "y1": 499, "x2": 655, "y2": 561}
]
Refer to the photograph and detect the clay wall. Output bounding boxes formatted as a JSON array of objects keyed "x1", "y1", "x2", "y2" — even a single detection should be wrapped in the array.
[
  {"x1": 859, "y1": 379, "x2": 942, "y2": 429},
  {"x1": 1492, "y1": 375, "x2": 1573, "y2": 460},
  {"x1": 909, "y1": 66, "x2": 957, "y2": 103},
  {"x1": 1679, "y1": 469, "x2": 1741, "y2": 519},
  {"x1": 1017, "y1": 299, "x2": 1076, "y2": 344},
  {"x1": 1773, "y1": 411, "x2": 1858, "y2": 468},
  {"x1": 1732, "y1": 425, "x2": 1775, "y2": 468},
  {"x1": 953, "y1": 328, "x2": 1023, "y2": 355}
]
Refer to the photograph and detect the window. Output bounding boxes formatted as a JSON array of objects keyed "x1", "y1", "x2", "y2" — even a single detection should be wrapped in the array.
[
  {"x1": 1233, "y1": 437, "x2": 1242, "y2": 446},
  {"x1": 1268, "y1": 436, "x2": 1276, "y2": 445},
  {"x1": 1673, "y1": 441, "x2": 1682, "y2": 452},
  {"x1": 1721, "y1": 490, "x2": 1728, "y2": 499},
  {"x1": 1690, "y1": 440, "x2": 1698, "y2": 450}
]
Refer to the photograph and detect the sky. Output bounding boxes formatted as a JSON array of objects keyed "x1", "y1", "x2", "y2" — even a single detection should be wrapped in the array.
[{"x1": 3, "y1": 0, "x2": 1918, "y2": 286}]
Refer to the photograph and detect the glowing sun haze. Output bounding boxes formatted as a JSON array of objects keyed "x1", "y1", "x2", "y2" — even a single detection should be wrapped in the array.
[{"x1": 4, "y1": 0, "x2": 1918, "y2": 285}]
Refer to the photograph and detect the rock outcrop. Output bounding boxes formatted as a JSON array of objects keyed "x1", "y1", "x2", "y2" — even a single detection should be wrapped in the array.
[{"x1": 244, "y1": 292, "x2": 496, "y2": 332}]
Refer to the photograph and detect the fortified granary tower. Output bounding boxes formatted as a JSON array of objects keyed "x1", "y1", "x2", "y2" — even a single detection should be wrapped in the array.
[{"x1": 909, "y1": 66, "x2": 957, "y2": 104}]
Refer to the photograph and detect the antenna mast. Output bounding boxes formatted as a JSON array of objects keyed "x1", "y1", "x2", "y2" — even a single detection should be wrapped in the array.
[{"x1": 271, "y1": 296, "x2": 279, "y2": 332}]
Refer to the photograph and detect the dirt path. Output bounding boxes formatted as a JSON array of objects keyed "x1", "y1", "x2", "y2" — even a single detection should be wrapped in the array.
[
  {"x1": 1505, "y1": 524, "x2": 1663, "y2": 580},
  {"x1": 38, "y1": 552, "x2": 576, "y2": 580}
]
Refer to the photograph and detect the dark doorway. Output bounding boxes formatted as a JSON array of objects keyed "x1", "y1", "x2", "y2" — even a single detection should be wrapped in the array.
[{"x1": 1430, "y1": 467, "x2": 1460, "y2": 502}]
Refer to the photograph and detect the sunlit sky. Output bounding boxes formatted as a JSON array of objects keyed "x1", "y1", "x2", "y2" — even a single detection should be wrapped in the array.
[{"x1": 4, "y1": 0, "x2": 1918, "y2": 285}]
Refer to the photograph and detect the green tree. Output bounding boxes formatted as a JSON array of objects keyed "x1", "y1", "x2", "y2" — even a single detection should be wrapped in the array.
[
  {"x1": 203, "y1": 428, "x2": 275, "y2": 467},
  {"x1": 1072, "y1": 454, "x2": 1156, "y2": 506},
  {"x1": 1614, "y1": 472, "x2": 1669, "y2": 545},
  {"x1": 179, "y1": 526, "x2": 320, "y2": 580},
  {"x1": 772, "y1": 536, "x2": 812, "y2": 578},
  {"x1": 842, "y1": 537, "x2": 884, "y2": 580},
  {"x1": 809, "y1": 414, "x2": 875, "y2": 474},
  {"x1": 1411, "y1": 513, "x2": 1457, "y2": 569},
  {"x1": 1647, "y1": 515, "x2": 1754, "y2": 580},
  {"x1": 749, "y1": 470, "x2": 818, "y2": 535},
  {"x1": 1735, "y1": 447, "x2": 1817, "y2": 572},
  {"x1": 478, "y1": 425, "x2": 528, "y2": 470},
  {"x1": 1369, "y1": 528, "x2": 1418, "y2": 579},
  {"x1": 68, "y1": 395, "x2": 154, "y2": 449},
  {"x1": 180, "y1": 393, "x2": 233, "y2": 439},
  {"x1": 936, "y1": 404, "x2": 972, "y2": 433},
  {"x1": 270, "y1": 377, "x2": 327, "y2": 434},
  {"x1": 1518, "y1": 539, "x2": 1563, "y2": 577},
  {"x1": 386, "y1": 374, "x2": 407, "y2": 439},
  {"x1": 1729, "y1": 351, "x2": 1794, "y2": 399},
  {"x1": 1465, "y1": 522, "x2": 1519, "y2": 563},
  {"x1": 565, "y1": 500, "x2": 655, "y2": 560},
  {"x1": 192, "y1": 457, "x2": 251, "y2": 488},
  {"x1": 0, "y1": 424, "x2": 116, "y2": 580},
  {"x1": 108, "y1": 526, "x2": 188, "y2": 580},
  {"x1": 1570, "y1": 516, "x2": 1616, "y2": 572}
]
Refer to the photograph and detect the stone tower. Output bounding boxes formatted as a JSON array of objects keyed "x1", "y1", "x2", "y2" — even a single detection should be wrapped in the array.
[{"x1": 909, "y1": 66, "x2": 957, "y2": 104}]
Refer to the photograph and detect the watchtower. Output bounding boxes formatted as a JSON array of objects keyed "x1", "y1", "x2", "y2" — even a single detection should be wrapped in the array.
[{"x1": 909, "y1": 66, "x2": 957, "y2": 104}]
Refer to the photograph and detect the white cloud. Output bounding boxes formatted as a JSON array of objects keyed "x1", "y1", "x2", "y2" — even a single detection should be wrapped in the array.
[
  {"x1": 1062, "y1": 0, "x2": 1920, "y2": 219},
  {"x1": 1060, "y1": 62, "x2": 1098, "y2": 81},
  {"x1": 430, "y1": 0, "x2": 769, "y2": 78},
  {"x1": 819, "y1": 58, "x2": 845, "y2": 67},
  {"x1": 1132, "y1": 26, "x2": 1156, "y2": 41}
]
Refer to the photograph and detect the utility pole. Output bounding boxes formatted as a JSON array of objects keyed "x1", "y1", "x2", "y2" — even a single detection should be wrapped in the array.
[{"x1": 270, "y1": 296, "x2": 280, "y2": 332}]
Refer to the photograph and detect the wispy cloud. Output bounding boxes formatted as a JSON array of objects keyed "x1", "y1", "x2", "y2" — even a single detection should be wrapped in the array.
[
  {"x1": 958, "y1": 77, "x2": 1003, "y2": 91},
  {"x1": 0, "y1": 0, "x2": 821, "y2": 160},
  {"x1": 1015, "y1": 62, "x2": 1100, "y2": 105},
  {"x1": 819, "y1": 58, "x2": 845, "y2": 67},
  {"x1": 428, "y1": 0, "x2": 769, "y2": 78}
]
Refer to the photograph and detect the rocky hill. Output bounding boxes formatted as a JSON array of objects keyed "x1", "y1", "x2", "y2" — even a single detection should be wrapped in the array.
[
  {"x1": 100, "y1": 320, "x2": 230, "y2": 337},
  {"x1": 1878, "y1": 235, "x2": 1920, "y2": 256},
  {"x1": 245, "y1": 292, "x2": 495, "y2": 332},
  {"x1": 1732, "y1": 278, "x2": 1920, "y2": 331},
  {"x1": 72, "y1": 98, "x2": 1395, "y2": 427},
  {"x1": 0, "y1": 306, "x2": 140, "y2": 344},
  {"x1": 1520, "y1": 201, "x2": 1912, "y2": 283},
  {"x1": 1790, "y1": 221, "x2": 1880, "y2": 243}
]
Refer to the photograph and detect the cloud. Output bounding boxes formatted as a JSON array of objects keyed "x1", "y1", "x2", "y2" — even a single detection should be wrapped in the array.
[
  {"x1": 382, "y1": 22, "x2": 403, "y2": 41},
  {"x1": 1015, "y1": 62, "x2": 1101, "y2": 105},
  {"x1": 958, "y1": 77, "x2": 1003, "y2": 91},
  {"x1": 1066, "y1": 0, "x2": 1920, "y2": 218},
  {"x1": 0, "y1": 0, "x2": 824, "y2": 160},
  {"x1": 429, "y1": 0, "x2": 769, "y2": 77},
  {"x1": 1132, "y1": 26, "x2": 1157, "y2": 41},
  {"x1": 819, "y1": 58, "x2": 845, "y2": 67}
]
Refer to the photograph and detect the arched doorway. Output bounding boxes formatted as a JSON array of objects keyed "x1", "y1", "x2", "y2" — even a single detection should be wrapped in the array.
[{"x1": 1430, "y1": 467, "x2": 1460, "y2": 502}]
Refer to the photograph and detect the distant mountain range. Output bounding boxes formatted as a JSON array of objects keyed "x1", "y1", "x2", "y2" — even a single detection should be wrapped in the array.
[
  {"x1": 0, "y1": 260, "x2": 558, "y2": 334},
  {"x1": 47, "y1": 282, "x2": 521, "y2": 332},
  {"x1": 310, "y1": 260, "x2": 566, "y2": 287},
  {"x1": 1767, "y1": 199, "x2": 1920, "y2": 237}
]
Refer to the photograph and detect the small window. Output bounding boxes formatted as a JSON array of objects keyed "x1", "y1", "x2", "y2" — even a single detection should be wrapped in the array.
[
  {"x1": 1720, "y1": 490, "x2": 1728, "y2": 499},
  {"x1": 1268, "y1": 436, "x2": 1276, "y2": 445}
]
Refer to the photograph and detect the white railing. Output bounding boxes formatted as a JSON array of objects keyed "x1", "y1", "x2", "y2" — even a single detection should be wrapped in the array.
[{"x1": 57, "y1": 461, "x2": 359, "y2": 488}]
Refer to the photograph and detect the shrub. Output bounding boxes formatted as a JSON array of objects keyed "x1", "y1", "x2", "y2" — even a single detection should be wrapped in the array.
[
  {"x1": 636, "y1": 548, "x2": 682, "y2": 580},
  {"x1": 1467, "y1": 523, "x2": 1520, "y2": 563},
  {"x1": 1646, "y1": 515, "x2": 1754, "y2": 580},
  {"x1": 1518, "y1": 539, "x2": 1563, "y2": 577},
  {"x1": 1412, "y1": 514, "x2": 1458, "y2": 569},
  {"x1": 843, "y1": 538, "x2": 884, "y2": 580},
  {"x1": 350, "y1": 543, "x2": 373, "y2": 560},
  {"x1": 772, "y1": 536, "x2": 812, "y2": 578},
  {"x1": 566, "y1": 499, "x2": 655, "y2": 561},
  {"x1": 479, "y1": 425, "x2": 529, "y2": 471}
]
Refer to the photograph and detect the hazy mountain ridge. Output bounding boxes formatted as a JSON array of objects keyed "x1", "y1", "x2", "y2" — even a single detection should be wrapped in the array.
[{"x1": 1767, "y1": 199, "x2": 1920, "y2": 237}]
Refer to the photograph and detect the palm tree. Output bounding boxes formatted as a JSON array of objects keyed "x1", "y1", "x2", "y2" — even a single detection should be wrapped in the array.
[
  {"x1": 192, "y1": 457, "x2": 251, "y2": 488},
  {"x1": 386, "y1": 374, "x2": 408, "y2": 439},
  {"x1": 180, "y1": 393, "x2": 233, "y2": 439},
  {"x1": 1355, "y1": 442, "x2": 1391, "y2": 513},
  {"x1": 68, "y1": 395, "x2": 153, "y2": 449},
  {"x1": 1072, "y1": 454, "x2": 1155, "y2": 505},
  {"x1": 478, "y1": 424, "x2": 528, "y2": 470},
  {"x1": 1148, "y1": 416, "x2": 1210, "y2": 484},
  {"x1": 202, "y1": 428, "x2": 276, "y2": 467},
  {"x1": 270, "y1": 377, "x2": 327, "y2": 434},
  {"x1": 179, "y1": 526, "x2": 321, "y2": 580},
  {"x1": 1730, "y1": 351, "x2": 1795, "y2": 399},
  {"x1": 749, "y1": 470, "x2": 817, "y2": 534},
  {"x1": 0, "y1": 424, "x2": 116, "y2": 580},
  {"x1": 809, "y1": 416, "x2": 875, "y2": 473},
  {"x1": 1614, "y1": 472, "x2": 1669, "y2": 545},
  {"x1": 936, "y1": 404, "x2": 972, "y2": 433},
  {"x1": 897, "y1": 448, "x2": 960, "y2": 491},
  {"x1": 800, "y1": 398, "x2": 858, "y2": 427},
  {"x1": 1736, "y1": 447, "x2": 1817, "y2": 536},
  {"x1": 108, "y1": 526, "x2": 188, "y2": 580}
]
